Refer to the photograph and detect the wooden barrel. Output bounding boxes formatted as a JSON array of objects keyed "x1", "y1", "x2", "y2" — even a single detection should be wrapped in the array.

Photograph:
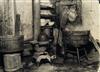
[
  {"x1": 4, "y1": 53, "x2": 22, "y2": 72},
  {"x1": 0, "y1": 35, "x2": 24, "y2": 53}
]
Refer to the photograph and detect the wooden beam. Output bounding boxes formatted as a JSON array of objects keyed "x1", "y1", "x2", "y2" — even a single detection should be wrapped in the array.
[{"x1": 89, "y1": 34, "x2": 100, "y2": 54}]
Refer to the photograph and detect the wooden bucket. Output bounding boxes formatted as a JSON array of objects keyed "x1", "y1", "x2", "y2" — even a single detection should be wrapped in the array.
[
  {"x1": 0, "y1": 35, "x2": 24, "y2": 53},
  {"x1": 4, "y1": 53, "x2": 22, "y2": 72}
]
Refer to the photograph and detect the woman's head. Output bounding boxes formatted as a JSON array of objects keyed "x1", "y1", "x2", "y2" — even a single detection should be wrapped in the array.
[{"x1": 68, "y1": 5, "x2": 77, "y2": 22}]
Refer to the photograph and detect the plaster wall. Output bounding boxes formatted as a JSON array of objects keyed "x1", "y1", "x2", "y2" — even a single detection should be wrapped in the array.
[
  {"x1": 15, "y1": 0, "x2": 33, "y2": 40},
  {"x1": 82, "y1": 0, "x2": 100, "y2": 41},
  {"x1": 0, "y1": 0, "x2": 99, "y2": 41}
]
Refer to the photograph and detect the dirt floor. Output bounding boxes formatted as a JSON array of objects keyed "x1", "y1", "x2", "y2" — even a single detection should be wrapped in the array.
[
  {"x1": 0, "y1": 47, "x2": 99, "y2": 72},
  {"x1": 22, "y1": 48, "x2": 99, "y2": 72}
]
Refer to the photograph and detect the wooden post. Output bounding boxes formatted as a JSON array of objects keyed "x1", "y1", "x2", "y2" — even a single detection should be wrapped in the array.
[{"x1": 33, "y1": 0, "x2": 40, "y2": 41}]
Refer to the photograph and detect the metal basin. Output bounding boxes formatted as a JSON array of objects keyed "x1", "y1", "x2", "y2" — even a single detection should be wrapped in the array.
[{"x1": 63, "y1": 30, "x2": 90, "y2": 48}]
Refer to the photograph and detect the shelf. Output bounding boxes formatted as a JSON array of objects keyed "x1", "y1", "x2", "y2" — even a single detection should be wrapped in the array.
[
  {"x1": 40, "y1": 1, "x2": 57, "y2": 27},
  {"x1": 40, "y1": 5, "x2": 55, "y2": 10},
  {"x1": 41, "y1": 25, "x2": 53, "y2": 29},
  {"x1": 39, "y1": 41, "x2": 49, "y2": 45},
  {"x1": 60, "y1": 1, "x2": 77, "y2": 6},
  {"x1": 41, "y1": 14, "x2": 56, "y2": 20}
]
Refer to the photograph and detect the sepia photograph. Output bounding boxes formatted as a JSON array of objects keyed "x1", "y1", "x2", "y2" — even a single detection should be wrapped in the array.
[{"x1": 0, "y1": 0, "x2": 100, "y2": 72}]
